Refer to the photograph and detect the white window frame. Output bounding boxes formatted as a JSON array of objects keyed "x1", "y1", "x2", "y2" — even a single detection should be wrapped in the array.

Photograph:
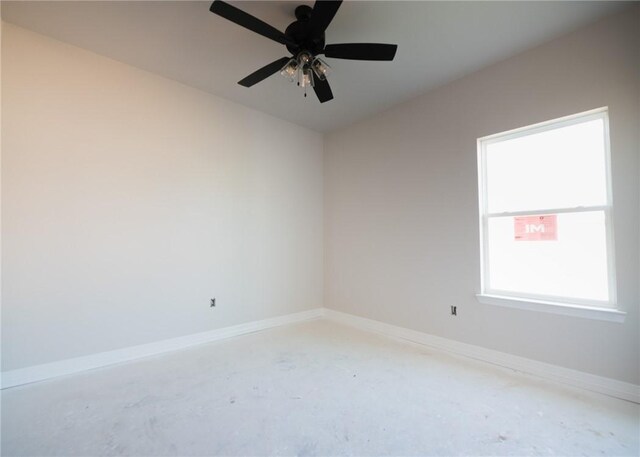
[{"x1": 476, "y1": 107, "x2": 624, "y2": 323}]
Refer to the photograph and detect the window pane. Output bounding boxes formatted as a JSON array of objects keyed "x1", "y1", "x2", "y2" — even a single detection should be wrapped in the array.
[
  {"x1": 487, "y1": 211, "x2": 610, "y2": 302},
  {"x1": 486, "y1": 118, "x2": 608, "y2": 213}
]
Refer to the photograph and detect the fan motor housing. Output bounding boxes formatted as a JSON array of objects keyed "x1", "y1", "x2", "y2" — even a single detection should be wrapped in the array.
[{"x1": 285, "y1": 5, "x2": 325, "y2": 56}]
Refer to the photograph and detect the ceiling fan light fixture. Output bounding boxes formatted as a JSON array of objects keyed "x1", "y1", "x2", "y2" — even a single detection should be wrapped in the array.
[
  {"x1": 297, "y1": 52, "x2": 313, "y2": 66},
  {"x1": 300, "y1": 67, "x2": 314, "y2": 88},
  {"x1": 311, "y1": 57, "x2": 331, "y2": 81},
  {"x1": 280, "y1": 58, "x2": 299, "y2": 81}
]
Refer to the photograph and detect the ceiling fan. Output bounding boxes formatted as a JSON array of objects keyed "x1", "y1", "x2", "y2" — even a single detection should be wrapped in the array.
[{"x1": 209, "y1": 0, "x2": 398, "y2": 103}]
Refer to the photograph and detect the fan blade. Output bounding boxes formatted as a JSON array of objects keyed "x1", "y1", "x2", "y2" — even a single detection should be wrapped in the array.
[
  {"x1": 324, "y1": 43, "x2": 398, "y2": 61},
  {"x1": 238, "y1": 57, "x2": 291, "y2": 87},
  {"x1": 210, "y1": 1, "x2": 295, "y2": 47},
  {"x1": 313, "y1": 77, "x2": 334, "y2": 103},
  {"x1": 308, "y1": 1, "x2": 342, "y2": 38}
]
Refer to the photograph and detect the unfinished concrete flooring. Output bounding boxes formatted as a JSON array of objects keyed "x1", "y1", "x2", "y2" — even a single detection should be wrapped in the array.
[{"x1": 2, "y1": 319, "x2": 638, "y2": 456}]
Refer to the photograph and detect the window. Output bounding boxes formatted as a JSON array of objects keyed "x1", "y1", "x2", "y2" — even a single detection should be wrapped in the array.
[{"x1": 476, "y1": 108, "x2": 622, "y2": 321}]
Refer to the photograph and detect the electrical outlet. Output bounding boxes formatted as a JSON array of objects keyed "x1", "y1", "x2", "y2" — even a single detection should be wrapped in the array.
[
  {"x1": 450, "y1": 305, "x2": 457, "y2": 316},
  {"x1": 210, "y1": 298, "x2": 216, "y2": 308}
]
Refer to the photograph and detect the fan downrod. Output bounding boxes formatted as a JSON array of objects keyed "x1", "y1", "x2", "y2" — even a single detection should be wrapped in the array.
[{"x1": 294, "y1": 5, "x2": 313, "y2": 21}]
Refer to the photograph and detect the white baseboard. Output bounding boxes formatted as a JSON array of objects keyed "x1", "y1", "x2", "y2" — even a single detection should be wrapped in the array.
[
  {"x1": 324, "y1": 309, "x2": 640, "y2": 404},
  {"x1": 4, "y1": 307, "x2": 638, "y2": 404},
  {"x1": 1, "y1": 308, "x2": 323, "y2": 389}
]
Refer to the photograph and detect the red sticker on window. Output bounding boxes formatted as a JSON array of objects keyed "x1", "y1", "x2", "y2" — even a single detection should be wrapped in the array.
[{"x1": 514, "y1": 215, "x2": 557, "y2": 241}]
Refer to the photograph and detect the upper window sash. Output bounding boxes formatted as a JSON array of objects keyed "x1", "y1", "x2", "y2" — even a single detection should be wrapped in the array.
[{"x1": 480, "y1": 109, "x2": 610, "y2": 214}]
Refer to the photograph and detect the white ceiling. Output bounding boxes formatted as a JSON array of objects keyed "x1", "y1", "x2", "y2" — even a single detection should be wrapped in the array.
[{"x1": 1, "y1": 1, "x2": 629, "y2": 133}]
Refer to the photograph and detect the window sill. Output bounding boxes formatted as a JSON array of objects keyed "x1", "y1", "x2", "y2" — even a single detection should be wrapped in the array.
[{"x1": 476, "y1": 294, "x2": 626, "y2": 323}]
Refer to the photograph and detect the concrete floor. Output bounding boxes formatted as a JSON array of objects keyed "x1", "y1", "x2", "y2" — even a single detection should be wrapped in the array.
[{"x1": 2, "y1": 319, "x2": 638, "y2": 456}]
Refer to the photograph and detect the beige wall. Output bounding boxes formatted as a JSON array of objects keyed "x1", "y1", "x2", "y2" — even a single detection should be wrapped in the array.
[
  {"x1": 324, "y1": 8, "x2": 639, "y2": 384},
  {"x1": 1, "y1": 24, "x2": 324, "y2": 371}
]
